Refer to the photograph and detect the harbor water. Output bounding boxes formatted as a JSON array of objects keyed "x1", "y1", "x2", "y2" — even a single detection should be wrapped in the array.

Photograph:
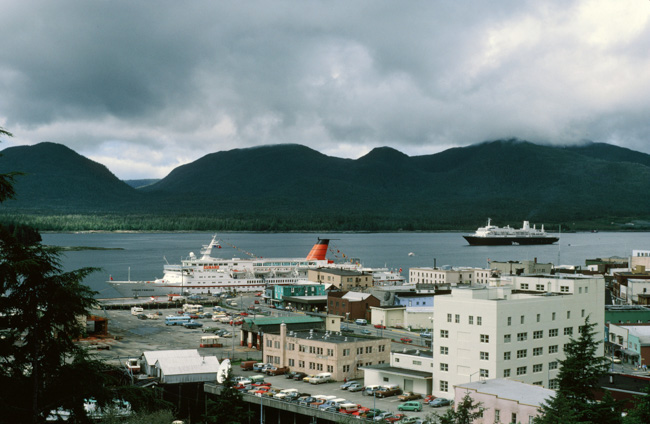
[{"x1": 41, "y1": 231, "x2": 648, "y2": 298}]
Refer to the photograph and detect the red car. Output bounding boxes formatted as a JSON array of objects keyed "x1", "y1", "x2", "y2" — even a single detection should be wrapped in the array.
[
  {"x1": 255, "y1": 292, "x2": 263, "y2": 297},
  {"x1": 374, "y1": 324, "x2": 386, "y2": 329},
  {"x1": 385, "y1": 414, "x2": 405, "y2": 422},
  {"x1": 230, "y1": 320, "x2": 243, "y2": 325},
  {"x1": 400, "y1": 337, "x2": 413, "y2": 343},
  {"x1": 240, "y1": 312, "x2": 248, "y2": 316},
  {"x1": 251, "y1": 382, "x2": 272, "y2": 387},
  {"x1": 254, "y1": 300, "x2": 260, "y2": 304},
  {"x1": 424, "y1": 395, "x2": 437, "y2": 403}
]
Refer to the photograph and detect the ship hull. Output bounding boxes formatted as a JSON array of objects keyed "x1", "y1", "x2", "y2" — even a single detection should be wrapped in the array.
[{"x1": 463, "y1": 236, "x2": 559, "y2": 246}]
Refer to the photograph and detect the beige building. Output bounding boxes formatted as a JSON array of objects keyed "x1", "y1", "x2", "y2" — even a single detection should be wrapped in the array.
[
  {"x1": 631, "y1": 250, "x2": 650, "y2": 270},
  {"x1": 409, "y1": 266, "x2": 491, "y2": 286},
  {"x1": 308, "y1": 268, "x2": 373, "y2": 290},
  {"x1": 262, "y1": 323, "x2": 390, "y2": 381},
  {"x1": 490, "y1": 259, "x2": 553, "y2": 276}
]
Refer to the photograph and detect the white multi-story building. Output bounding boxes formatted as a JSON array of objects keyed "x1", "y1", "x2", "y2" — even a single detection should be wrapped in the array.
[
  {"x1": 409, "y1": 267, "x2": 491, "y2": 286},
  {"x1": 432, "y1": 274, "x2": 605, "y2": 398}
]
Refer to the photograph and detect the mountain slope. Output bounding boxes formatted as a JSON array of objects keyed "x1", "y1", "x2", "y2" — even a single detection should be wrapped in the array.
[
  {"x1": 0, "y1": 142, "x2": 140, "y2": 212},
  {"x1": 1, "y1": 140, "x2": 649, "y2": 229}
]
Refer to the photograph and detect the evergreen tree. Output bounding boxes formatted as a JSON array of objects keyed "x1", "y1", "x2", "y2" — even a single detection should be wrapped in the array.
[
  {"x1": 535, "y1": 316, "x2": 619, "y2": 424},
  {"x1": 203, "y1": 371, "x2": 252, "y2": 424},
  {"x1": 430, "y1": 392, "x2": 485, "y2": 424},
  {"x1": 623, "y1": 386, "x2": 650, "y2": 424}
]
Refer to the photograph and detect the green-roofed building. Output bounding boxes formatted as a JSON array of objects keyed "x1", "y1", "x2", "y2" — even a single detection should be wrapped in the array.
[{"x1": 240, "y1": 316, "x2": 324, "y2": 349}]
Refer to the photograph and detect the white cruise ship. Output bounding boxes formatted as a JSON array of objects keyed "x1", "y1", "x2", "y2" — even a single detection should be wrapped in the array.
[{"x1": 107, "y1": 235, "x2": 404, "y2": 297}]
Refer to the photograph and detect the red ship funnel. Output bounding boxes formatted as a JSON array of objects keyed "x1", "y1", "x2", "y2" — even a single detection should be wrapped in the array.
[{"x1": 306, "y1": 239, "x2": 330, "y2": 260}]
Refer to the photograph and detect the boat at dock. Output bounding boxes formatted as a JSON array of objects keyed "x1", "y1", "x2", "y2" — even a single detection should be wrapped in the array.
[
  {"x1": 463, "y1": 219, "x2": 559, "y2": 246},
  {"x1": 107, "y1": 235, "x2": 403, "y2": 297}
]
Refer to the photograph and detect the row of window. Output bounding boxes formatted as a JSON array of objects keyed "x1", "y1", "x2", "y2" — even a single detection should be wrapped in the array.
[
  {"x1": 506, "y1": 309, "x2": 587, "y2": 326},
  {"x1": 447, "y1": 313, "x2": 483, "y2": 325},
  {"x1": 503, "y1": 327, "x2": 574, "y2": 343},
  {"x1": 438, "y1": 361, "x2": 559, "y2": 373},
  {"x1": 439, "y1": 376, "x2": 559, "y2": 393},
  {"x1": 283, "y1": 342, "x2": 384, "y2": 356}
]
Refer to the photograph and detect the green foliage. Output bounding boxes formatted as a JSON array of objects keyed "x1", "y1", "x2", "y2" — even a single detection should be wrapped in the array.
[
  {"x1": 623, "y1": 386, "x2": 650, "y2": 424},
  {"x1": 430, "y1": 392, "x2": 485, "y2": 424},
  {"x1": 204, "y1": 373, "x2": 253, "y2": 424},
  {"x1": 101, "y1": 409, "x2": 175, "y2": 424},
  {"x1": 535, "y1": 317, "x2": 620, "y2": 424}
]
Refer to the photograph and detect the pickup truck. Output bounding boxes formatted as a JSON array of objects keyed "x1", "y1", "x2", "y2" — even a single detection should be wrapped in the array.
[
  {"x1": 266, "y1": 366, "x2": 290, "y2": 376},
  {"x1": 375, "y1": 385, "x2": 402, "y2": 398}
]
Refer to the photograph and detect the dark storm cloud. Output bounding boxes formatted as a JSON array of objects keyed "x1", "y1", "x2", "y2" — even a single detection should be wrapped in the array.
[{"x1": 0, "y1": 0, "x2": 648, "y2": 178}]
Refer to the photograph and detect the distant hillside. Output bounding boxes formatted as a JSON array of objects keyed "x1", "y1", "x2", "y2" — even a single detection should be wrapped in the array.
[
  {"x1": 1, "y1": 139, "x2": 649, "y2": 230},
  {"x1": 0, "y1": 142, "x2": 140, "y2": 212}
]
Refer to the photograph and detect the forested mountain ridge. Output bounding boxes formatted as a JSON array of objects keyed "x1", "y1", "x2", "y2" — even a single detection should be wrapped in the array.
[{"x1": 0, "y1": 139, "x2": 649, "y2": 230}]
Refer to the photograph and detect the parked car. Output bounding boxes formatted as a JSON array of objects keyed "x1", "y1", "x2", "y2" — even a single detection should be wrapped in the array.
[
  {"x1": 340, "y1": 380, "x2": 358, "y2": 390},
  {"x1": 419, "y1": 332, "x2": 432, "y2": 339},
  {"x1": 361, "y1": 329, "x2": 372, "y2": 335},
  {"x1": 293, "y1": 372, "x2": 308, "y2": 381},
  {"x1": 267, "y1": 366, "x2": 290, "y2": 376},
  {"x1": 374, "y1": 324, "x2": 386, "y2": 329},
  {"x1": 253, "y1": 363, "x2": 269, "y2": 372},
  {"x1": 373, "y1": 411, "x2": 394, "y2": 421},
  {"x1": 400, "y1": 417, "x2": 420, "y2": 424},
  {"x1": 183, "y1": 320, "x2": 203, "y2": 329},
  {"x1": 398, "y1": 401, "x2": 423, "y2": 412},
  {"x1": 398, "y1": 392, "x2": 422, "y2": 401},
  {"x1": 385, "y1": 414, "x2": 406, "y2": 422},
  {"x1": 429, "y1": 398, "x2": 452, "y2": 408},
  {"x1": 254, "y1": 300, "x2": 260, "y2": 304},
  {"x1": 297, "y1": 396, "x2": 317, "y2": 406},
  {"x1": 347, "y1": 383, "x2": 364, "y2": 392},
  {"x1": 375, "y1": 384, "x2": 402, "y2": 398},
  {"x1": 423, "y1": 395, "x2": 437, "y2": 403},
  {"x1": 363, "y1": 385, "x2": 382, "y2": 396},
  {"x1": 362, "y1": 408, "x2": 385, "y2": 419},
  {"x1": 400, "y1": 337, "x2": 413, "y2": 343}
]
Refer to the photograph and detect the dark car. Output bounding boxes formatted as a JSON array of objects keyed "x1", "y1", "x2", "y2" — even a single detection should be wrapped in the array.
[
  {"x1": 429, "y1": 398, "x2": 452, "y2": 408},
  {"x1": 298, "y1": 396, "x2": 317, "y2": 407},
  {"x1": 136, "y1": 314, "x2": 147, "y2": 320},
  {"x1": 293, "y1": 372, "x2": 308, "y2": 381},
  {"x1": 183, "y1": 320, "x2": 203, "y2": 329}
]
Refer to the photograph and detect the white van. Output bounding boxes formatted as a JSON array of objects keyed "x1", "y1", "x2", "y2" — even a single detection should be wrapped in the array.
[
  {"x1": 274, "y1": 388, "x2": 298, "y2": 399},
  {"x1": 355, "y1": 319, "x2": 367, "y2": 325},
  {"x1": 339, "y1": 403, "x2": 359, "y2": 413},
  {"x1": 310, "y1": 372, "x2": 332, "y2": 384},
  {"x1": 131, "y1": 306, "x2": 143, "y2": 315}
]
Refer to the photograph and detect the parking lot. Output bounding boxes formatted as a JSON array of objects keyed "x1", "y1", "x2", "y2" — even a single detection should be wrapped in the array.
[{"x1": 232, "y1": 368, "x2": 451, "y2": 421}]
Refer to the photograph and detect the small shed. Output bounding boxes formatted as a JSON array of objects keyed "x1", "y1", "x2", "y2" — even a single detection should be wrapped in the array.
[
  {"x1": 156, "y1": 356, "x2": 221, "y2": 384},
  {"x1": 142, "y1": 349, "x2": 201, "y2": 376}
]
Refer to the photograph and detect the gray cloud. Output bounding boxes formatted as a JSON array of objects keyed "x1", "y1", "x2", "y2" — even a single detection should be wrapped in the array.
[{"x1": 0, "y1": 0, "x2": 648, "y2": 179}]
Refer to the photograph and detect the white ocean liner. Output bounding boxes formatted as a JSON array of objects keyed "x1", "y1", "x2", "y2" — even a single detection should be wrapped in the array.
[{"x1": 107, "y1": 235, "x2": 404, "y2": 297}]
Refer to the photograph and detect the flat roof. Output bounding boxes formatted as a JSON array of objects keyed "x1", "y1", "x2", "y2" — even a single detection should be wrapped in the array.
[
  {"x1": 456, "y1": 379, "x2": 554, "y2": 407},
  {"x1": 244, "y1": 316, "x2": 323, "y2": 326},
  {"x1": 359, "y1": 364, "x2": 433, "y2": 379},
  {"x1": 282, "y1": 329, "x2": 388, "y2": 344}
]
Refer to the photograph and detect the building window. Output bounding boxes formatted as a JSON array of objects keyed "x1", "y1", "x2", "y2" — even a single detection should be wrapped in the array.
[
  {"x1": 440, "y1": 329, "x2": 449, "y2": 338},
  {"x1": 504, "y1": 351, "x2": 511, "y2": 360},
  {"x1": 343, "y1": 365, "x2": 350, "y2": 373},
  {"x1": 582, "y1": 309, "x2": 585, "y2": 318},
  {"x1": 480, "y1": 334, "x2": 489, "y2": 343},
  {"x1": 357, "y1": 347, "x2": 363, "y2": 355},
  {"x1": 516, "y1": 366, "x2": 527, "y2": 376},
  {"x1": 413, "y1": 360, "x2": 422, "y2": 365},
  {"x1": 469, "y1": 316, "x2": 474, "y2": 325},
  {"x1": 327, "y1": 348, "x2": 334, "y2": 356},
  {"x1": 564, "y1": 343, "x2": 571, "y2": 352},
  {"x1": 480, "y1": 369, "x2": 489, "y2": 378},
  {"x1": 512, "y1": 413, "x2": 518, "y2": 424},
  {"x1": 495, "y1": 410, "x2": 500, "y2": 422},
  {"x1": 477, "y1": 316, "x2": 482, "y2": 325},
  {"x1": 533, "y1": 330, "x2": 543, "y2": 339},
  {"x1": 379, "y1": 345, "x2": 386, "y2": 352},
  {"x1": 533, "y1": 347, "x2": 543, "y2": 356},
  {"x1": 327, "y1": 365, "x2": 333, "y2": 372},
  {"x1": 440, "y1": 363, "x2": 448, "y2": 371},
  {"x1": 536, "y1": 285, "x2": 544, "y2": 291},
  {"x1": 343, "y1": 349, "x2": 350, "y2": 356},
  {"x1": 521, "y1": 283, "x2": 529, "y2": 290},
  {"x1": 533, "y1": 364, "x2": 543, "y2": 373},
  {"x1": 549, "y1": 361, "x2": 558, "y2": 370},
  {"x1": 366, "y1": 346, "x2": 373, "y2": 353},
  {"x1": 440, "y1": 381, "x2": 448, "y2": 392},
  {"x1": 560, "y1": 286, "x2": 569, "y2": 292},
  {"x1": 503, "y1": 369, "x2": 511, "y2": 377},
  {"x1": 517, "y1": 349, "x2": 527, "y2": 358},
  {"x1": 507, "y1": 316, "x2": 512, "y2": 326},
  {"x1": 480, "y1": 351, "x2": 489, "y2": 360},
  {"x1": 299, "y1": 360, "x2": 304, "y2": 367},
  {"x1": 549, "y1": 345, "x2": 559, "y2": 354},
  {"x1": 564, "y1": 327, "x2": 573, "y2": 336},
  {"x1": 537, "y1": 313, "x2": 541, "y2": 322},
  {"x1": 549, "y1": 329, "x2": 558, "y2": 337},
  {"x1": 504, "y1": 334, "x2": 511, "y2": 343},
  {"x1": 517, "y1": 332, "x2": 528, "y2": 341},
  {"x1": 289, "y1": 359, "x2": 295, "y2": 366},
  {"x1": 549, "y1": 379, "x2": 559, "y2": 390},
  {"x1": 447, "y1": 313, "x2": 452, "y2": 323},
  {"x1": 455, "y1": 314, "x2": 460, "y2": 323},
  {"x1": 521, "y1": 315, "x2": 525, "y2": 324},
  {"x1": 440, "y1": 346, "x2": 449, "y2": 355},
  {"x1": 552, "y1": 312, "x2": 556, "y2": 321},
  {"x1": 567, "y1": 311, "x2": 571, "y2": 319}
]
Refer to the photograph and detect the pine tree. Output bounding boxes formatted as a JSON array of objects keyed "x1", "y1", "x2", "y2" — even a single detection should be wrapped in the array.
[
  {"x1": 431, "y1": 391, "x2": 485, "y2": 424},
  {"x1": 535, "y1": 316, "x2": 621, "y2": 424},
  {"x1": 623, "y1": 386, "x2": 650, "y2": 424}
]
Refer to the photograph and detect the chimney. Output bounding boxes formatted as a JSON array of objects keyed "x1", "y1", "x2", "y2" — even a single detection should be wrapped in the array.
[{"x1": 280, "y1": 322, "x2": 287, "y2": 366}]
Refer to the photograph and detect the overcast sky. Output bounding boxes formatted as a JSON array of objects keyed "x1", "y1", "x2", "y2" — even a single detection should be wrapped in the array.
[{"x1": 1, "y1": 1, "x2": 649, "y2": 179}]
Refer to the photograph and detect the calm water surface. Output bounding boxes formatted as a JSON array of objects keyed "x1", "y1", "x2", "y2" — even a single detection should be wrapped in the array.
[{"x1": 41, "y1": 232, "x2": 648, "y2": 298}]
